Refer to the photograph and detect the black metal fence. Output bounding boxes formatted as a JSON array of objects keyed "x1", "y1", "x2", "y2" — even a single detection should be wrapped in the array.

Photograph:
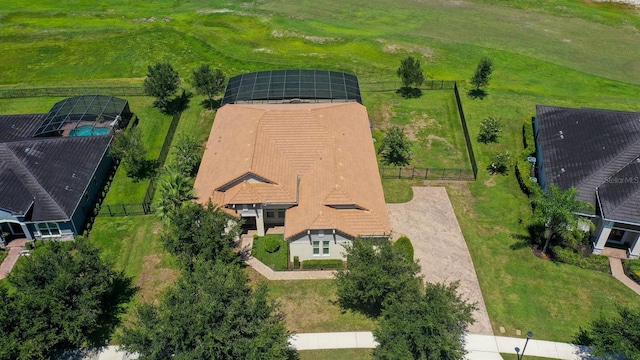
[
  {"x1": 360, "y1": 80, "x2": 456, "y2": 93},
  {"x1": 0, "y1": 86, "x2": 146, "y2": 99},
  {"x1": 380, "y1": 167, "x2": 474, "y2": 181},
  {"x1": 98, "y1": 110, "x2": 182, "y2": 217},
  {"x1": 453, "y1": 83, "x2": 478, "y2": 179}
]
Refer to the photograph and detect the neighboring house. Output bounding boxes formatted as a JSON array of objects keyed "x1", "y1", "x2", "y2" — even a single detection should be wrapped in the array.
[
  {"x1": 0, "y1": 95, "x2": 132, "y2": 243},
  {"x1": 194, "y1": 70, "x2": 390, "y2": 262},
  {"x1": 534, "y1": 105, "x2": 640, "y2": 259}
]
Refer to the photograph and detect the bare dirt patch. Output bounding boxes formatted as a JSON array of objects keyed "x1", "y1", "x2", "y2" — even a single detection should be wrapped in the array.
[
  {"x1": 377, "y1": 39, "x2": 434, "y2": 58},
  {"x1": 136, "y1": 254, "x2": 178, "y2": 305},
  {"x1": 271, "y1": 29, "x2": 340, "y2": 44}
]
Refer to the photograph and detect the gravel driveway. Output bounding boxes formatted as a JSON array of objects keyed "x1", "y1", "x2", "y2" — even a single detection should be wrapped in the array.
[{"x1": 387, "y1": 187, "x2": 493, "y2": 335}]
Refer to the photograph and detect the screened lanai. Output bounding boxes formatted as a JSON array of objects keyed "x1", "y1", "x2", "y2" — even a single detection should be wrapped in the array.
[
  {"x1": 221, "y1": 69, "x2": 362, "y2": 105},
  {"x1": 33, "y1": 95, "x2": 132, "y2": 137}
]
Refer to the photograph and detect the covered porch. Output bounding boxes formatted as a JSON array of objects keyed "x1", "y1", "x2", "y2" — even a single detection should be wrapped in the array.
[{"x1": 592, "y1": 219, "x2": 640, "y2": 259}]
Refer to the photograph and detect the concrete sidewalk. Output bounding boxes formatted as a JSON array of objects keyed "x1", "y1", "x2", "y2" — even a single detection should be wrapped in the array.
[
  {"x1": 608, "y1": 257, "x2": 640, "y2": 295},
  {"x1": 0, "y1": 238, "x2": 27, "y2": 280},
  {"x1": 292, "y1": 332, "x2": 592, "y2": 360},
  {"x1": 63, "y1": 332, "x2": 591, "y2": 360}
]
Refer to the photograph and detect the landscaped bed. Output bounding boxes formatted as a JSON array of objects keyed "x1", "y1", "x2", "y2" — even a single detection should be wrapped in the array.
[{"x1": 251, "y1": 234, "x2": 289, "y2": 271}]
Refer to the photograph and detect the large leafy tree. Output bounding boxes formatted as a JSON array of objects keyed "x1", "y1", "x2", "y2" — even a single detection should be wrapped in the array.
[
  {"x1": 0, "y1": 239, "x2": 134, "y2": 360},
  {"x1": 470, "y1": 57, "x2": 494, "y2": 90},
  {"x1": 143, "y1": 62, "x2": 181, "y2": 111},
  {"x1": 192, "y1": 64, "x2": 226, "y2": 110},
  {"x1": 373, "y1": 282, "x2": 476, "y2": 360},
  {"x1": 172, "y1": 133, "x2": 202, "y2": 177},
  {"x1": 156, "y1": 169, "x2": 196, "y2": 222},
  {"x1": 161, "y1": 201, "x2": 240, "y2": 269},
  {"x1": 533, "y1": 185, "x2": 593, "y2": 253},
  {"x1": 121, "y1": 260, "x2": 298, "y2": 360},
  {"x1": 335, "y1": 238, "x2": 421, "y2": 318},
  {"x1": 579, "y1": 306, "x2": 640, "y2": 360},
  {"x1": 397, "y1": 56, "x2": 425, "y2": 89},
  {"x1": 110, "y1": 127, "x2": 150, "y2": 180},
  {"x1": 377, "y1": 126, "x2": 412, "y2": 167}
]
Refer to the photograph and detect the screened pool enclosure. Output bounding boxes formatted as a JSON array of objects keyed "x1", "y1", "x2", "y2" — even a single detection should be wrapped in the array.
[{"x1": 33, "y1": 95, "x2": 132, "y2": 137}]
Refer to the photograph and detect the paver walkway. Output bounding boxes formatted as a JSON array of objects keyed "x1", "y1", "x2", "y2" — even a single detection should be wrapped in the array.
[
  {"x1": 608, "y1": 257, "x2": 640, "y2": 295},
  {"x1": 0, "y1": 238, "x2": 27, "y2": 280},
  {"x1": 65, "y1": 332, "x2": 592, "y2": 360},
  {"x1": 386, "y1": 187, "x2": 493, "y2": 335}
]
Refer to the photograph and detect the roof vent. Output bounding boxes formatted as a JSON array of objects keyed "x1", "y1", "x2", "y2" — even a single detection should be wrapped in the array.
[
  {"x1": 560, "y1": 168, "x2": 565, "y2": 173},
  {"x1": 65, "y1": 185, "x2": 71, "y2": 191},
  {"x1": 72, "y1": 173, "x2": 79, "y2": 179},
  {"x1": 11, "y1": 124, "x2": 16, "y2": 129},
  {"x1": 24, "y1": 147, "x2": 31, "y2": 153}
]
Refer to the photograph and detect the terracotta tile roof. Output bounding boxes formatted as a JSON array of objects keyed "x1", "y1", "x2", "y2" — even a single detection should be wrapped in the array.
[{"x1": 194, "y1": 102, "x2": 390, "y2": 239}]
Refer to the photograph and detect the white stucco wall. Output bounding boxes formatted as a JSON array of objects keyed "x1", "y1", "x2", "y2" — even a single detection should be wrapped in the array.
[{"x1": 289, "y1": 230, "x2": 352, "y2": 262}]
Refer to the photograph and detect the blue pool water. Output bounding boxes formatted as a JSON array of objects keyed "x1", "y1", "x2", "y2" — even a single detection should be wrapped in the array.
[{"x1": 69, "y1": 126, "x2": 111, "y2": 137}]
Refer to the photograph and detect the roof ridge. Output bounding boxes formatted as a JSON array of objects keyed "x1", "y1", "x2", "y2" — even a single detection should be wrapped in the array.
[
  {"x1": 0, "y1": 144, "x2": 67, "y2": 217},
  {"x1": 574, "y1": 137, "x2": 640, "y2": 191},
  {"x1": 249, "y1": 110, "x2": 264, "y2": 174},
  {"x1": 597, "y1": 159, "x2": 640, "y2": 219}
]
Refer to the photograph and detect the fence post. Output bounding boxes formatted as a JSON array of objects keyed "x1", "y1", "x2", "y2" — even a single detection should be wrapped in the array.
[
  {"x1": 458, "y1": 169, "x2": 462, "y2": 180},
  {"x1": 122, "y1": 204, "x2": 127, "y2": 216},
  {"x1": 441, "y1": 80, "x2": 444, "y2": 90},
  {"x1": 398, "y1": 168, "x2": 402, "y2": 179},
  {"x1": 425, "y1": 168, "x2": 429, "y2": 180},
  {"x1": 108, "y1": 205, "x2": 113, "y2": 216},
  {"x1": 412, "y1": 167, "x2": 415, "y2": 179}
]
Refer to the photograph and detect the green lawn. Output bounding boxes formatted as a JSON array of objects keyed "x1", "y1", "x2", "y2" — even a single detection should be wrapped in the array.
[
  {"x1": 298, "y1": 349, "x2": 372, "y2": 360},
  {"x1": 251, "y1": 234, "x2": 289, "y2": 271},
  {"x1": 88, "y1": 215, "x2": 177, "y2": 302},
  {"x1": 101, "y1": 97, "x2": 172, "y2": 206},
  {"x1": 3, "y1": 0, "x2": 640, "y2": 344},
  {"x1": 247, "y1": 268, "x2": 376, "y2": 333},
  {"x1": 367, "y1": 90, "x2": 470, "y2": 170}
]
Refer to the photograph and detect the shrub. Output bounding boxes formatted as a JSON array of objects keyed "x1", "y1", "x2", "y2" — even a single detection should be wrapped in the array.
[
  {"x1": 293, "y1": 256, "x2": 300, "y2": 269},
  {"x1": 487, "y1": 151, "x2": 511, "y2": 175},
  {"x1": 477, "y1": 117, "x2": 502, "y2": 144},
  {"x1": 551, "y1": 246, "x2": 610, "y2": 273},
  {"x1": 623, "y1": 259, "x2": 640, "y2": 284},
  {"x1": 264, "y1": 236, "x2": 281, "y2": 253},
  {"x1": 302, "y1": 259, "x2": 344, "y2": 270},
  {"x1": 394, "y1": 236, "x2": 414, "y2": 261}
]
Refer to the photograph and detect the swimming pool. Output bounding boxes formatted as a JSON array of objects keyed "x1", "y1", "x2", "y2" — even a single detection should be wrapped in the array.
[{"x1": 69, "y1": 126, "x2": 111, "y2": 137}]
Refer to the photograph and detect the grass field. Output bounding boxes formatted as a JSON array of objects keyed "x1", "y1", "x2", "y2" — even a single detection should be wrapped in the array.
[
  {"x1": 298, "y1": 349, "x2": 372, "y2": 360},
  {"x1": 3, "y1": 0, "x2": 640, "y2": 345},
  {"x1": 251, "y1": 234, "x2": 289, "y2": 271}
]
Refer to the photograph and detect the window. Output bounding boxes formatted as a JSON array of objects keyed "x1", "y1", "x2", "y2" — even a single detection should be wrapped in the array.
[
  {"x1": 313, "y1": 241, "x2": 320, "y2": 255},
  {"x1": 322, "y1": 240, "x2": 330, "y2": 255},
  {"x1": 37, "y1": 222, "x2": 61, "y2": 237},
  {"x1": 266, "y1": 210, "x2": 275, "y2": 218},
  {"x1": 277, "y1": 209, "x2": 285, "y2": 218}
]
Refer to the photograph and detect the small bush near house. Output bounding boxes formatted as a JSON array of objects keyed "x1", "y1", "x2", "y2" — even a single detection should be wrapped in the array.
[
  {"x1": 0, "y1": 249, "x2": 6, "y2": 264},
  {"x1": 302, "y1": 259, "x2": 344, "y2": 270},
  {"x1": 394, "y1": 236, "x2": 414, "y2": 261},
  {"x1": 623, "y1": 259, "x2": 640, "y2": 284},
  {"x1": 293, "y1": 256, "x2": 300, "y2": 269},
  {"x1": 264, "y1": 236, "x2": 281, "y2": 253},
  {"x1": 551, "y1": 246, "x2": 610, "y2": 273}
]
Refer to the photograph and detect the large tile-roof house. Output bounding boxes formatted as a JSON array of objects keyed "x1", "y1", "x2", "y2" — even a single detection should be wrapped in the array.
[
  {"x1": 194, "y1": 70, "x2": 390, "y2": 262},
  {"x1": 0, "y1": 96, "x2": 131, "y2": 243},
  {"x1": 534, "y1": 105, "x2": 640, "y2": 259}
]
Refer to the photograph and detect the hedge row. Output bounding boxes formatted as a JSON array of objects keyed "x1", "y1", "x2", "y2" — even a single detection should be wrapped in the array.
[
  {"x1": 302, "y1": 259, "x2": 344, "y2": 270},
  {"x1": 515, "y1": 117, "x2": 540, "y2": 197},
  {"x1": 551, "y1": 246, "x2": 610, "y2": 273}
]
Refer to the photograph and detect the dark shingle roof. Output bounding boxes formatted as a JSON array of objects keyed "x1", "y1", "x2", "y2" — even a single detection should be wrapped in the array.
[
  {"x1": 597, "y1": 159, "x2": 640, "y2": 224},
  {"x1": 0, "y1": 114, "x2": 47, "y2": 142},
  {"x1": 536, "y1": 105, "x2": 640, "y2": 223},
  {"x1": 0, "y1": 136, "x2": 111, "y2": 221},
  {"x1": 0, "y1": 164, "x2": 34, "y2": 215},
  {"x1": 536, "y1": 105, "x2": 640, "y2": 205}
]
